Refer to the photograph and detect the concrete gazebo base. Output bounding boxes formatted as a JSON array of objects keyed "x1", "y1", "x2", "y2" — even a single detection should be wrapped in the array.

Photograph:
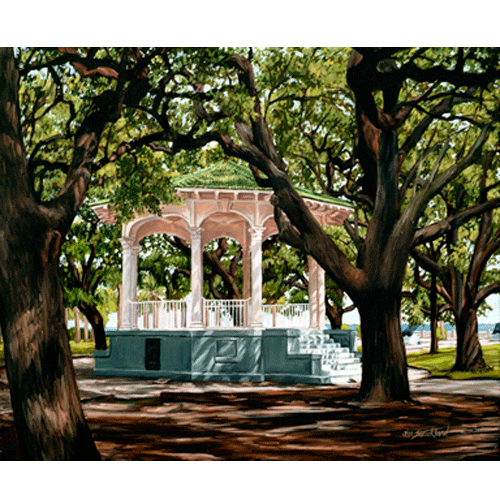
[{"x1": 94, "y1": 328, "x2": 362, "y2": 384}]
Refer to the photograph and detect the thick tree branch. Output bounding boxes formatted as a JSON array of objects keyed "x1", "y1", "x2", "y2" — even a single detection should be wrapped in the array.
[
  {"x1": 412, "y1": 258, "x2": 453, "y2": 305},
  {"x1": 350, "y1": 48, "x2": 500, "y2": 91},
  {"x1": 210, "y1": 127, "x2": 366, "y2": 297},
  {"x1": 411, "y1": 248, "x2": 448, "y2": 284},
  {"x1": 412, "y1": 196, "x2": 500, "y2": 247},
  {"x1": 0, "y1": 48, "x2": 30, "y2": 195},
  {"x1": 474, "y1": 282, "x2": 500, "y2": 308},
  {"x1": 41, "y1": 90, "x2": 123, "y2": 235},
  {"x1": 401, "y1": 61, "x2": 500, "y2": 89},
  {"x1": 403, "y1": 124, "x2": 492, "y2": 233}
]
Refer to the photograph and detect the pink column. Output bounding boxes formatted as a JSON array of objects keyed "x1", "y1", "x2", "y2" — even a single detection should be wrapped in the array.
[
  {"x1": 308, "y1": 257, "x2": 325, "y2": 329},
  {"x1": 119, "y1": 236, "x2": 141, "y2": 330},
  {"x1": 190, "y1": 227, "x2": 205, "y2": 329},
  {"x1": 249, "y1": 226, "x2": 264, "y2": 329}
]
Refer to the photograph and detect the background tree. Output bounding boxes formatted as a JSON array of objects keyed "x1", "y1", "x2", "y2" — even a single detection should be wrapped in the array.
[
  {"x1": 59, "y1": 205, "x2": 121, "y2": 349},
  {"x1": 411, "y1": 158, "x2": 500, "y2": 370},
  {"x1": 138, "y1": 234, "x2": 190, "y2": 299},
  {"x1": 402, "y1": 255, "x2": 454, "y2": 354}
]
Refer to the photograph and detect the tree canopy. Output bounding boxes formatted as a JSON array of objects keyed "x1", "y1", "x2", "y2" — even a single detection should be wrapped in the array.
[
  {"x1": 16, "y1": 47, "x2": 500, "y2": 395},
  {"x1": 3, "y1": 46, "x2": 500, "y2": 459}
]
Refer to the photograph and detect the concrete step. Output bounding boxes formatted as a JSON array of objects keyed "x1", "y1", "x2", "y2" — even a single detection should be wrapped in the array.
[
  {"x1": 297, "y1": 331, "x2": 361, "y2": 379},
  {"x1": 322, "y1": 352, "x2": 353, "y2": 361},
  {"x1": 323, "y1": 363, "x2": 361, "y2": 372},
  {"x1": 321, "y1": 369, "x2": 362, "y2": 384}
]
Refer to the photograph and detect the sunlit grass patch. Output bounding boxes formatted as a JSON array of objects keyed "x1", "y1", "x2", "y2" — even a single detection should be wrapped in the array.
[{"x1": 408, "y1": 344, "x2": 500, "y2": 379}]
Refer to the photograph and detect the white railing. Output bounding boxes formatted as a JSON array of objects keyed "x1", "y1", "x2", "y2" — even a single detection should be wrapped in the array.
[
  {"x1": 203, "y1": 299, "x2": 250, "y2": 328},
  {"x1": 262, "y1": 303, "x2": 310, "y2": 328},
  {"x1": 132, "y1": 300, "x2": 188, "y2": 330},
  {"x1": 130, "y1": 299, "x2": 311, "y2": 330}
]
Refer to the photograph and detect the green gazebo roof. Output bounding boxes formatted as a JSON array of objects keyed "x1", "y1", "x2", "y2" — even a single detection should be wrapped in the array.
[
  {"x1": 173, "y1": 160, "x2": 262, "y2": 191},
  {"x1": 173, "y1": 160, "x2": 353, "y2": 208}
]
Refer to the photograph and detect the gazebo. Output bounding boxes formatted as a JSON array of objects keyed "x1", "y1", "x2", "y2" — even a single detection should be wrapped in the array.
[
  {"x1": 94, "y1": 160, "x2": 353, "y2": 331},
  {"x1": 93, "y1": 160, "x2": 362, "y2": 383}
]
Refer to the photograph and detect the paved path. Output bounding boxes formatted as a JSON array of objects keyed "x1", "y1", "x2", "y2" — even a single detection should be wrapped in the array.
[
  {"x1": 72, "y1": 357, "x2": 500, "y2": 401},
  {"x1": 0, "y1": 356, "x2": 497, "y2": 415},
  {"x1": 408, "y1": 368, "x2": 499, "y2": 398}
]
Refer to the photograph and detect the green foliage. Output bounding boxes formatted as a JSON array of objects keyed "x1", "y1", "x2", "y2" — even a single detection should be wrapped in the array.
[
  {"x1": 252, "y1": 47, "x2": 356, "y2": 194},
  {"x1": 138, "y1": 234, "x2": 191, "y2": 300},
  {"x1": 59, "y1": 205, "x2": 121, "y2": 325},
  {"x1": 262, "y1": 239, "x2": 308, "y2": 304},
  {"x1": 15, "y1": 47, "x2": 500, "y2": 339},
  {"x1": 109, "y1": 147, "x2": 180, "y2": 223}
]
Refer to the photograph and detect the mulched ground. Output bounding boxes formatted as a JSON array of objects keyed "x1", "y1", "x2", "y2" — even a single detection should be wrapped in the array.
[{"x1": 1, "y1": 374, "x2": 499, "y2": 460}]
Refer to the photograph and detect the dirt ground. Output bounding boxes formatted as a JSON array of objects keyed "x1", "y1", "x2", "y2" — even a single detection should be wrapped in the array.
[{"x1": 0, "y1": 357, "x2": 499, "y2": 460}]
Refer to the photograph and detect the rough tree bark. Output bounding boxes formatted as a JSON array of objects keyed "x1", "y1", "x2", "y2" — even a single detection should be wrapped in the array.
[
  {"x1": 453, "y1": 291, "x2": 485, "y2": 371},
  {"x1": 412, "y1": 253, "x2": 489, "y2": 371},
  {"x1": 452, "y1": 198, "x2": 500, "y2": 371},
  {"x1": 0, "y1": 48, "x2": 120, "y2": 459}
]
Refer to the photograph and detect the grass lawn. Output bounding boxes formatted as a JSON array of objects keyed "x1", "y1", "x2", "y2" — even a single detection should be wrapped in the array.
[{"x1": 407, "y1": 344, "x2": 500, "y2": 380}]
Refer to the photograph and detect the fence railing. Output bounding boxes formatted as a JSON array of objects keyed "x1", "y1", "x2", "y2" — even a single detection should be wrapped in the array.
[
  {"x1": 132, "y1": 300, "x2": 188, "y2": 330},
  {"x1": 262, "y1": 303, "x2": 310, "y2": 328},
  {"x1": 203, "y1": 299, "x2": 250, "y2": 328},
  {"x1": 129, "y1": 300, "x2": 313, "y2": 330}
]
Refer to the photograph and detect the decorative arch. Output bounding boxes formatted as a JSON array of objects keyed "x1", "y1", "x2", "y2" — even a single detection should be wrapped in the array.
[
  {"x1": 261, "y1": 214, "x2": 279, "y2": 241},
  {"x1": 130, "y1": 214, "x2": 191, "y2": 243},
  {"x1": 197, "y1": 203, "x2": 256, "y2": 231},
  {"x1": 200, "y1": 211, "x2": 249, "y2": 248}
]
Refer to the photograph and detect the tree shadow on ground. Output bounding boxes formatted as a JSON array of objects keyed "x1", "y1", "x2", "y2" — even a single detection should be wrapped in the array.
[{"x1": 3, "y1": 381, "x2": 497, "y2": 460}]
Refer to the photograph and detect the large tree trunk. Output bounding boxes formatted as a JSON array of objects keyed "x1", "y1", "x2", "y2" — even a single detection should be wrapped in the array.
[
  {"x1": 449, "y1": 270, "x2": 487, "y2": 372},
  {"x1": 453, "y1": 308, "x2": 486, "y2": 371},
  {"x1": 354, "y1": 129, "x2": 412, "y2": 403},
  {"x1": 357, "y1": 291, "x2": 411, "y2": 402},
  {"x1": 0, "y1": 47, "x2": 101, "y2": 459},
  {"x1": 0, "y1": 213, "x2": 100, "y2": 459},
  {"x1": 78, "y1": 302, "x2": 107, "y2": 350}
]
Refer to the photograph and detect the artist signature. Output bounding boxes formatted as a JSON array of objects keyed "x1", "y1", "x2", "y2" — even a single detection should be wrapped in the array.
[{"x1": 403, "y1": 427, "x2": 450, "y2": 440}]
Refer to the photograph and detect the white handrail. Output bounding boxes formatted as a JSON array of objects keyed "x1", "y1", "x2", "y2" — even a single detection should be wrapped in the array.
[
  {"x1": 262, "y1": 303, "x2": 310, "y2": 328},
  {"x1": 203, "y1": 299, "x2": 250, "y2": 328},
  {"x1": 132, "y1": 300, "x2": 188, "y2": 330},
  {"x1": 130, "y1": 299, "x2": 310, "y2": 330}
]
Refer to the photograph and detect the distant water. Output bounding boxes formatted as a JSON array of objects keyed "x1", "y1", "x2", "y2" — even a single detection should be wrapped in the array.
[{"x1": 348, "y1": 323, "x2": 497, "y2": 332}]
